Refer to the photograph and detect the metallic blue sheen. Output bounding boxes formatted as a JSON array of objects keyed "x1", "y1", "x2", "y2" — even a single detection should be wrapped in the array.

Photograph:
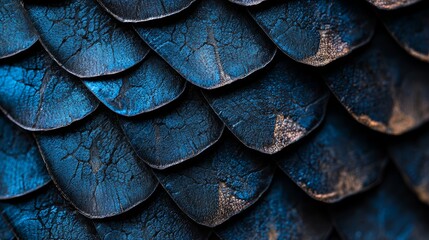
[
  {"x1": 0, "y1": 113, "x2": 50, "y2": 200},
  {"x1": 1, "y1": 185, "x2": 98, "y2": 240},
  {"x1": 154, "y1": 132, "x2": 274, "y2": 227},
  {"x1": 0, "y1": 45, "x2": 98, "y2": 131},
  {"x1": 94, "y1": 188, "x2": 210, "y2": 240},
  {"x1": 333, "y1": 167, "x2": 429, "y2": 239},
  {"x1": 0, "y1": 212, "x2": 14, "y2": 240},
  {"x1": 276, "y1": 105, "x2": 388, "y2": 203},
  {"x1": 216, "y1": 173, "x2": 332, "y2": 240},
  {"x1": 135, "y1": 0, "x2": 277, "y2": 89},
  {"x1": 249, "y1": 0, "x2": 375, "y2": 66},
  {"x1": 24, "y1": 0, "x2": 150, "y2": 78},
  {"x1": 0, "y1": 0, "x2": 38, "y2": 59},
  {"x1": 97, "y1": 0, "x2": 197, "y2": 22},
  {"x1": 382, "y1": 1, "x2": 429, "y2": 62},
  {"x1": 204, "y1": 54, "x2": 329, "y2": 154},
  {"x1": 83, "y1": 53, "x2": 186, "y2": 116},
  {"x1": 35, "y1": 109, "x2": 158, "y2": 218},
  {"x1": 389, "y1": 125, "x2": 429, "y2": 205},
  {"x1": 119, "y1": 87, "x2": 224, "y2": 169},
  {"x1": 323, "y1": 29, "x2": 429, "y2": 135}
]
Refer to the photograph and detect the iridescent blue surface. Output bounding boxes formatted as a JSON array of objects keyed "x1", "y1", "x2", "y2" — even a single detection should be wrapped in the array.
[
  {"x1": 0, "y1": 211, "x2": 14, "y2": 240},
  {"x1": 0, "y1": 45, "x2": 98, "y2": 131},
  {"x1": 204, "y1": 54, "x2": 329, "y2": 154},
  {"x1": 0, "y1": 113, "x2": 50, "y2": 200},
  {"x1": 216, "y1": 173, "x2": 332, "y2": 240},
  {"x1": 36, "y1": 109, "x2": 158, "y2": 218},
  {"x1": 119, "y1": 87, "x2": 224, "y2": 169},
  {"x1": 1, "y1": 185, "x2": 98, "y2": 240},
  {"x1": 154, "y1": 132, "x2": 274, "y2": 227},
  {"x1": 24, "y1": 0, "x2": 150, "y2": 78},
  {"x1": 249, "y1": 0, "x2": 375, "y2": 66},
  {"x1": 95, "y1": 188, "x2": 210, "y2": 240},
  {"x1": 135, "y1": 0, "x2": 276, "y2": 89},
  {"x1": 98, "y1": 0, "x2": 197, "y2": 22},
  {"x1": 276, "y1": 104, "x2": 388, "y2": 203},
  {"x1": 324, "y1": 29, "x2": 429, "y2": 135},
  {"x1": 83, "y1": 53, "x2": 186, "y2": 116},
  {"x1": 382, "y1": 1, "x2": 429, "y2": 62},
  {"x1": 0, "y1": 0, "x2": 38, "y2": 59},
  {"x1": 333, "y1": 166, "x2": 429, "y2": 239}
]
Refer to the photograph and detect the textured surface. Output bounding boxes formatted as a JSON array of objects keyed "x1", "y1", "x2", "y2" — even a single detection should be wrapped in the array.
[
  {"x1": 0, "y1": 0, "x2": 38, "y2": 59},
  {"x1": 0, "y1": 215, "x2": 14, "y2": 240},
  {"x1": 97, "y1": 0, "x2": 197, "y2": 22},
  {"x1": 389, "y1": 125, "x2": 429, "y2": 205},
  {"x1": 120, "y1": 87, "x2": 224, "y2": 169},
  {"x1": 324, "y1": 29, "x2": 429, "y2": 135},
  {"x1": 0, "y1": 46, "x2": 98, "y2": 131},
  {"x1": 276, "y1": 105, "x2": 388, "y2": 203},
  {"x1": 365, "y1": 0, "x2": 422, "y2": 10},
  {"x1": 83, "y1": 53, "x2": 186, "y2": 116},
  {"x1": 249, "y1": 0, "x2": 375, "y2": 66},
  {"x1": 1, "y1": 185, "x2": 98, "y2": 240},
  {"x1": 24, "y1": 0, "x2": 149, "y2": 78},
  {"x1": 154, "y1": 133, "x2": 274, "y2": 227},
  {"x1": 215, "y1": 173, "x2": 332, "y2": 240},
  {"x1": 0, "y1": 114, "x2": 50, "y2": 199},
  {"x1": 382, "y1": 1, "x2": 429, "y2": 62},
  {"x1": 204, "y1": 55, "x2": 329, "y2": 154},
  {"x1": 95, "y1": 188, "x2": 210, "y2": 240},
  {"x1": 36, "y1": 110, "x2": 158, "y2": 218},
  {"x1": 135, "y1": 0, "x2": 276, "y2": 89},
  {"x1": 333, "y1": 167, "x2": 429, "y2": 240}
]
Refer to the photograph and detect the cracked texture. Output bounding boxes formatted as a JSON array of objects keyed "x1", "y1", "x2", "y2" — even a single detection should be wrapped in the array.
[
  {"x1": 389, "y1": 125, "x2": 429, "y2": 205},
  {"x1": 83, "y1": 53, "x2": 186, "y2": 117},
  {"x1": 249, "y1": 0, "x2": 375, "y2": 66},
  {"x1": 215, "y1": 173, "x2": 332, "y2": 240},
  {"x1": 97, "y1": 0, "x2": 197, "y2": 22},
  {"x1": 0, "y1": 0, "x2": 38, "y2": 59},
  {"x1": 135, "y1": 0, "x2": 276, "y2": 89},
  {"x1": 0, "y1": 45, "x2": 98, "y2": 131},
  {"x1": 119, "y1": 86, "x2": 224, "y2": 169},
  {"x1": 276, "y1": 105, "x2": 388, "y2": 203},
  {"x1": 382, "y1": 1, "x2": 429, "y2": 62},
  {"x1": 24, "y1": 0, "x2": 150, "y2": 78},
  {"x1": 154, "y1": 132, "x2": 274, "y2": 227},
  {"x1": 366, "y1": 0, "x2": 422, "y2": 10},
  {"x1": 0, "y1": 113, "x2": 50, "y2": 200},
  {"x1": 204, "y1": 54, "x2": 329, "y2": 154},
  {"x1": 324, "y1": 29, "x2": 429, "y2": 135},
  {"x1": 1, "y1": 185, "x2": 98, "y2": 240},
  {"x1": 94, "y1": 188, "x2": 210, "y2": 240},
  {"x1": 333, "y1": 166, "x2": 429, "y2": 240},
  {"x1": 35, "y1": 109, "x2": 158, "y2": 218}
]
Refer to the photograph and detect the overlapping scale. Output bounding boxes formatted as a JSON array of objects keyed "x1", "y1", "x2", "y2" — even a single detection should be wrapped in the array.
[
  {"x1": 119, "y1": 87, "x2": 224, "y2": 169},
  {"x1": 94, "y1": 188, "x2": 210, "y2": 240},
  {"x1": 324, "y1": 29, "x2": 429, "y2": 135},
  {"x1": 0, "y1": 0, "x2": 38, "y2": 59},
  {"x1": 204, "y1": 54, "x2": 329, "y2": 154},
  {"x1": 249, "y1": 0, "x2": 375, "y2": 66},
  {"x1": 35, "y1": 109, "x2": 158, "y2": 218},
  {"x1": 275, "y1": 104, "x2": 388, "y2": 203},
  {"x1": 0, "y1": 113, "x2": 50, "y2": 200},
  {"x1": 83, "y1": 53, "x2": 186, "y2": 117},
  {"x1": 135, "y1": 0, "x2": 276, "y2": 89},
  {"x1": 153, "y1": 132, "x2": 274, "y2": 227},
  {"x1": 0, "y1": 45, "x2": 98, "y2": 131},
  {"x1": 24, "y1": 0, "x2": 150, "y2": 78},
  {"x1": 215, "y1": 173, "x2": 332, "y2": 240},
  {"x1": 1, "y1": 185, "x2": 98, "y2": 240}
]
